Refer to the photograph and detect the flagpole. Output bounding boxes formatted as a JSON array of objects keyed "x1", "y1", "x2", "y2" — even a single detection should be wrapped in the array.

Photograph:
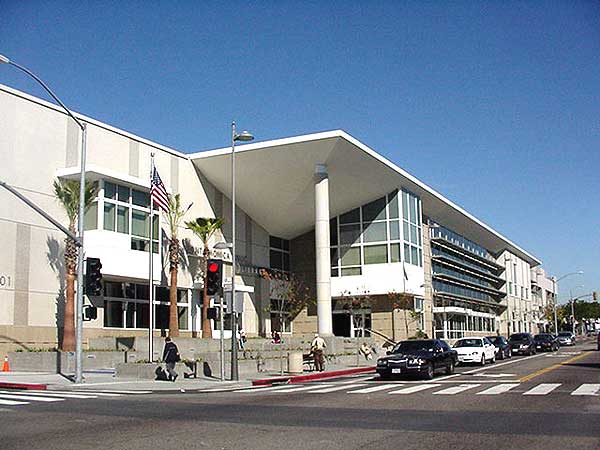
[{"x1": 148, "y1": 154, "x2": 155, "y2": 362}]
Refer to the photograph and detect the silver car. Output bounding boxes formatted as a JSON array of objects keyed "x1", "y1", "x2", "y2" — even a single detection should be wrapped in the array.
[{"x1": 557, "y1": 332, "x2": 576, "y2": 346}]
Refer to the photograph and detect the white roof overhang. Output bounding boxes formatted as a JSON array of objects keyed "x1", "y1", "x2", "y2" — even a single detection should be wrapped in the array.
[{"x1": 189, "y1": 130, "x2": 540, "y2": 266}]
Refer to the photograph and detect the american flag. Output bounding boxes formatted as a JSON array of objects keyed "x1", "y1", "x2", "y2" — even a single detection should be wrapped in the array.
[{"x1": 151, "y1": 167, "x2": 170, "y2": 213}]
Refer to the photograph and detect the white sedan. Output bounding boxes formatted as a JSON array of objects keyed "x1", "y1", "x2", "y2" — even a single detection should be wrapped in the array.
[{"x1": 453, "y1": 337, "x2": 497, "y2": 365}]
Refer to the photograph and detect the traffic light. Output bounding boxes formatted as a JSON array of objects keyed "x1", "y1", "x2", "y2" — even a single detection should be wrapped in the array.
[
  {"x1": 85, "y1": 257, "x2": 103, "y2": 296},
  {"x1": 594, "y1": 291, "x2": 598, "y2": 301},
  {"x1": 206, "y1": 259, "x2": 223, "y2": 296}
]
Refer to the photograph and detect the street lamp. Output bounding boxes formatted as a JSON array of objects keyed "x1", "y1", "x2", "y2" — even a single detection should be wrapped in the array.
[
  {"x1": 1, "y1": 54, "x2": 88, "y2": 384},
  {"x1": 230, "y1": 122, "x2": 254, "y2": 381},
  {"x1": 551, "y1": 271, "x2": 583, "y2": 335}
]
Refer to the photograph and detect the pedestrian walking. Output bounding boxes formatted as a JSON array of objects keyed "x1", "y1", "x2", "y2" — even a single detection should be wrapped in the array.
[
  {"x1": 359, "y1": 342, "x2": 373, "y2": 360},
  {"x1": 238, "y1": 328, "x2": 247, "y2": 350},
  {"x1": 311, "y1": 333, "x2": 327, "y2": 372},
  {"x1": 162, "y1": 336, "x2": 180, "y2": 382}
]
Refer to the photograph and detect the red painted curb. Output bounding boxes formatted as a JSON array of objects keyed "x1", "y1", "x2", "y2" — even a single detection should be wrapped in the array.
[
  {"x1": 0, "y1": 382, "x2": 47, "y2": 390},
  {"x1": 252, "y1": 366, "x2": 376, "y2": 386}
]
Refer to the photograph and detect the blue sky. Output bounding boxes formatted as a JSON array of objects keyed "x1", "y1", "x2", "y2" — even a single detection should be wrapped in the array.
[{"x1": 1, "y1": 1, "x2": 598, "y2": 300}]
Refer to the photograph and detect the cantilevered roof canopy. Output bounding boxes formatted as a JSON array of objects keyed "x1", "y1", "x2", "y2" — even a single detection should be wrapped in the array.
[{"x1": 189, "y1": 130, "x2": 540, "y2": 266}]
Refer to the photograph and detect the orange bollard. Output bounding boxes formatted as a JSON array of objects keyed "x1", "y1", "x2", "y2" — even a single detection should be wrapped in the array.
[{"x1": 2, "y1": 355, "x2": 9, "y2": 372}]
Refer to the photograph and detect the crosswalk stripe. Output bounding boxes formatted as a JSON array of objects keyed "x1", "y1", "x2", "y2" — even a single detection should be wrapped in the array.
[
  {"x1": 523, "y1": 383, "x2": 561, "y2": 395},
  {"x1": 0, "y1": 393, "x2": 64, "y2": 402},
  {"x1": 275, "y1": 384, "x2": 334, "y2": 393},
  {"x1": 308, "y1": 384, "x2": 367, "y2": 393},
  {"x1": 0, "y1": 390, "x2": 97, "y2": 399},
  {"x1": 389, "y1": 384, "x2": 441, "y2": 394},
  {"x1": 0, "y1": 399, "x2": 29, "y2": 406},
  {"x1": 476, "y1": 384, "x2": 520, "y2": 395},
  {"x1": 571, "y1": 384, "x2": 600, "y2": 396},
  {"x1": 433, "y1": 384, "x2": 481, "y2": 395},
  {"x1": 40, "y1": 390, "x2": 121, "y2": 397},
  {"x1": 349, "y1": 384, "x2": 399, "y2": 394}
]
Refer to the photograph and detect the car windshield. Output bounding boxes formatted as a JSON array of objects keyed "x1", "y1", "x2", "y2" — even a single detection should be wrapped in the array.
[
  {"x1": 534, "y1": 334, "x2": 552, "y2": 341},
  {"x1": 509, "y1": 334, "x2": 529, "y2": 341},
  {"x1": 454, "y1": 339, "x2": 482, "y2": 348},
  {"x1": 558, "y1": 333, "x2": 571, "y2": 337},
  {"x1": 391, "y1": 340, "x2": 436, "y2": 353}
]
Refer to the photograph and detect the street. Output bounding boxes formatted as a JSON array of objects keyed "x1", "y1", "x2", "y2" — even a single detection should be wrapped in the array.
[{"x1": 0, "y1": 341, "x2": 599, "y2": 450}]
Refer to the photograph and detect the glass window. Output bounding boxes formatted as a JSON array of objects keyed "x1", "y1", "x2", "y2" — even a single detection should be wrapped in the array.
[
  {"x1": 103, "y1": 203, "x2": 115, "y2": 231},
  {"x1": 104, "y1": 182, "x2": 116, "y2": 200},
  {"x1": 125, "y1": 303, "x2": 135, "y2": 328},
  {"x1": 363, "y1": 221, "x2": 387, "y2": 243},
  {"x1": 341, "y1": 267, "x2": 361, "y2": 276},
  {"x1": 104, "y1": 281, "x2": 124, "y2": 298},
  {"x1": 330, "y1": 248, "x2": 339, "y2": 267},
  {"x1": 364, "y1": 245, "x2": 387, "y2": 264},
  {"x1": 330, "y1": 218, "x2": 338, "y2": 246},
  {"x1": 390, "y1": 220, "x2": 400, "y2": 240},
  {"x1": 362, "y1": 197, "x2": 386, "y2": 222},
  {"x1": 270, "y1": 250, "x2": 283, "y2": 270},
  {"x1": 132, "y1": 189, "x2": 149, "y2": 208},
  {"x1": 104, "y1": 300, "x2": 123, "y2": 327},
  {"x1": 132, "y1": 210, "x2": 149, "y2": 237},
  {"x1": 178, "y1": 306, "x2": 189, "y2": 330},
  {"x1": 84, "y1": 203, "x2": 98, "y2": 231},
  {"x1": 117, "y1": 206, "x2": 129, "y2": 234},
  {"x1": 388, "y1": 190, "x2": 399, "y2": 219},
  {"x1": 155, "y1": 304, "x2": 169, "y2": 329},
  {"x1": 117, "y1": 185, "x2": 130, "y2": 202},
  {"x1": 339, "y1": 208, "x2": 360, "y2": 224},
  {"x1": 410, "y1": 224, "x2": 418, "y2": 244},
  {"x1": 411, "y1": 246, "x2": 419, "y2": 266},
  {"x1": 136, "y1": 302, "x2": 149, "y2": 328},
  {"x1": 404, "y1": 243, "x2": 411, "y2": 264},
  {"x1": 340, "y1": 247, "x2": 361, "y2": 266},
  {"x1": 409, "y1": 196, "x2": 417, "y2": 223},
  {"x1": 339, "y1": 223, "x2": 361, "y2": 246},
  {"x1": 269, "y1": 236, "x2": 282, "y2": 249},
  {"x1": 391, "y1": 243, "x2": 401, "y2": 262},
  {"x1": 403, "y1": 221, "x2": 410, "y2": 241}
]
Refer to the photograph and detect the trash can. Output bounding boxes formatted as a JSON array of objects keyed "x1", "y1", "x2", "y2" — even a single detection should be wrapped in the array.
[{"x1": 287, "y1": 351, "x2": 303, "y2": 374}]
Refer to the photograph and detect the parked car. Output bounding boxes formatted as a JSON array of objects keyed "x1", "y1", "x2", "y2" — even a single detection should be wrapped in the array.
[
  {"x1": 597, "y1": 332, "x2": 600, "y2": 350},
  {"x1": 376, "y1": 339, "x2": 457, "y2": 380},
  {"x1": 557, "y1": 332, "x2": 576, "y2": 346},
  {"x1": 453, "y1": 337, "x2": 496, "y2": 365},
  {"x1": 486, "y1": 335, "x2": 511, "y2": 360},
  {"x1": 533, "y1": 333, "x2": 559, "y2": 352},
  {"x1": 508, "y1": 333, "x2": 536, "y2": 356}
]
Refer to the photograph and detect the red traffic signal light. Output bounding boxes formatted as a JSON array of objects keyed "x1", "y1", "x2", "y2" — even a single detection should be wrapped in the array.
[{"x1": 206, "y1": 259, "x2": 223, "y2": 296}]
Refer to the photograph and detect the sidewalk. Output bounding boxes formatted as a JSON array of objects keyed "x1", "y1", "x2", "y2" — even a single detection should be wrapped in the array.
[{"x1": 0, "y1": 362, "x2": 375, "y2": 392}]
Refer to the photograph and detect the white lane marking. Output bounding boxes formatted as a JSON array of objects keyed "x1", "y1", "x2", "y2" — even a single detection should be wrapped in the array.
[
  {"x1": 349, "y1": 384, "x2": 400, "y2": 394},
  {"x1": 72, "y1": 390, "x2": 152, "y2": 394},
  {"x1": 523, "y1": 383, "x2": 561, "y2": 396},
  {"x1": 0, "y1": 393, "x2": 64, "y2": 402},
  {"x1": 476, "y1": 383, "x2": 520, "y2": 395},
  {"x1": 339, "y1": 377, "x2": 373, "y2": 384},
  {"x1": 475, "y1": 373, "x2": 516, "y2": 378},
  {"x1": 389, "y1": 384, "x2": 441, "y2": 394},
  {"x1": 0, "y1": 399, "x2": 29, "y2": 406},
  {"x1": 571, "y1": 384, "x2": 600, "y2": 396},
  {"x1": 462, "y1": 353, "x2": 545, "y2": 374},
  {"x1": 433, "y1": 384, "x2": 481, "y2": 395},
  {"x1": 308, "y1": 384, "x2": 367, "y2": 393},
  {"x1": 236, "y1": 384, "x2": 328, "y2": 393},
  {"x1": 0, "y1": 390, "x2": 97, "y2": 399},
  {"x1": 275, "y1": 384, "x2": 335, "y2": 393}
]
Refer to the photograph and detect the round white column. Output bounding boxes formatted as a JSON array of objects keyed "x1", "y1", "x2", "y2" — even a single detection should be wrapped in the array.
[{"x1": 315, "y1": 164, "x2": 333, "y2": 336}]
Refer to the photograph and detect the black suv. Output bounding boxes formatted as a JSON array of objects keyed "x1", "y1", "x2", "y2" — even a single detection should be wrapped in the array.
[
  {"x1": 534, "y1": 333, "x2": 559, "y2": 352},
  {"x1": 376, "y1": 339, "x2": 458, "y2": 380},
  {"x1": 509, "y1": 333, "x2": 536, "y2": 356}
]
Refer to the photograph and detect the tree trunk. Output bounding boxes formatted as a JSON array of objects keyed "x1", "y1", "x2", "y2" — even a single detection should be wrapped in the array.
[
  {"x1": 201, "y1": 245, "x2": 212, "y2": 338},
  {"x1": 169, "y1": 267, "x2": 179, "y2": 337},
  {"x1": 62, "y1": 270, "x2": 76, "y2": 352}
]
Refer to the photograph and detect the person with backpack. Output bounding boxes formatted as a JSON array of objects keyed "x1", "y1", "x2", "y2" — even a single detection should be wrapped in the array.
[{"x1": 162, "y1": 336, "x2": 181, "y2": 382}]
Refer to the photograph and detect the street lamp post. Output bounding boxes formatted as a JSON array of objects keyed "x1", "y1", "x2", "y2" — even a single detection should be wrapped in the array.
[
  {"x1": 230, "y1": 121, "x2": 254, "y2": 381},
  {"x1": 1, "y1": 54, "x2": 87, "y2": 384},
  {"x1": 551, "y1": 271, "x2": 583, "y2": 335}
]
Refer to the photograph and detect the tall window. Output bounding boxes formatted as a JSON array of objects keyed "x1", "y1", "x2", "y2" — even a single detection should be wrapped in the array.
[
  {"x1": 269, "y1": 236, "x2": 290, "y2": 271},
  {"x1": 402, "y1": 190, "x2": 422, "y2": 267},
  {"x1": 98, "y1": 180, "x2": 159, "y2": 253},
  {"x1": 330, "y1": 189, "x2": 420, "y2": 277}
]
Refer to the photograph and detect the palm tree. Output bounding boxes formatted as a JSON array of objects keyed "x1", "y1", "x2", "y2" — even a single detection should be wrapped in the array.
[
  {"x1": 185, "y1": 217, "x2": 224, "y2": 338},
  {"x1": 164, "y1": 193, "x2": 190, "y2": 337},
  {"x1": 53, "y1": 179, "x2": 96, "y2": 352}
]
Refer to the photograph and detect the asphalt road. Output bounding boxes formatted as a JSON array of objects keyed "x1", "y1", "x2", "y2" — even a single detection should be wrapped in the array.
[{"x1": 1, "y1": 340, "x2": 599, "y2": 450}]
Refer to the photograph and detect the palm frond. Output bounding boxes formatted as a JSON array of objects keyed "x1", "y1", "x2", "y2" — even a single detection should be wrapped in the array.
[{"x1": 185, "y1": 217, "x2": 224, "y2": 246}]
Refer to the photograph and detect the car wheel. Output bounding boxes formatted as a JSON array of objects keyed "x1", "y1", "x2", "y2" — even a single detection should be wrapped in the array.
[
  {"x1": 480, "y1": 354, "x2": 486, "y2": 366},
  {"x1": 445, "y1": 361, "x2": 455, "y2": 375},
  {"x1": 424, "y1": 363, "x2": 434, "y2": 380}
]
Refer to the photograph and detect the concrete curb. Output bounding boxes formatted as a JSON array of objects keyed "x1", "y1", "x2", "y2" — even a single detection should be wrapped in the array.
[
  {"x1": 251, "y1": 366, "x2": 376, "y2": 386},
  {"x1": 0, "y1": 382, "x2": 47, "y2": 390}
]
